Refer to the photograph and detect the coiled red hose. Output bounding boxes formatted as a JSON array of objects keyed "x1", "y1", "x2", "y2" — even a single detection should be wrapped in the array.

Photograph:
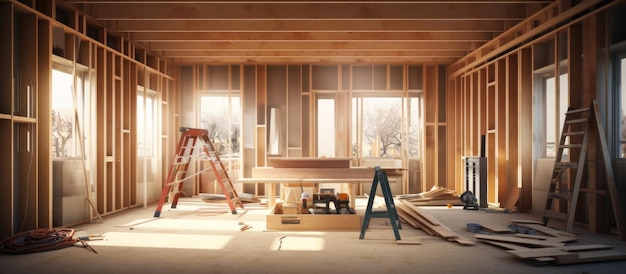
[{"x1": 0, "y1": 228, "x2": 78, "y2": 254}]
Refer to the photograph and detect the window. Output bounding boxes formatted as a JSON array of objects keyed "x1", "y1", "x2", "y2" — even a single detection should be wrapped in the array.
[
  {"x1": 51, "y1": 60, "x2": 92, "y2": 158},
  {"x1": 535, "y1": 66, "x2": 568, "y2": 158},
  {"x1": 317, "y1": 97, "x2": 335, "y2": 157},
  {"x1": 351, "y1": 93, "x2": 421, "y2": 159},
  {"x1": 137, "y1": 88, "x2": 157, "y2": 158},
  {"x1": 198, "y1": 94, "x2": 241, "y2": 158}
]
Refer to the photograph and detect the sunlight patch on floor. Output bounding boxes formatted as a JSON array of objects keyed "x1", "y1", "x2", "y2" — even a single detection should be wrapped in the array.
[{"x1": 87, "y1": 232, "x2": 233, "y2": 250}]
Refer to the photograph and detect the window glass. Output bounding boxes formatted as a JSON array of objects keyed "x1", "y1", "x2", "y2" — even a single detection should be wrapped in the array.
[
  {"x1": 52, "y1": 66, "x2": 90, "y2": 158},
  {"x1": 541, "y1": 72, "x2": 568, "y2": 157},
  {"x1": 317, "y1": 98, "x2": 335, "y2": 157},
  {"x1": 199, "y1": 95, "x2": 241, "y2": 157}
]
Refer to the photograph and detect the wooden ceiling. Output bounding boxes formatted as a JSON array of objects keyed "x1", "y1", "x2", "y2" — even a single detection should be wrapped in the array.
[{"x1": 68, "y1": 0, "x2": 552, "y2": 64}]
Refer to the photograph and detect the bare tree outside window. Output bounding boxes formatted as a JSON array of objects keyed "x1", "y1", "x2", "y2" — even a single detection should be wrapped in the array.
[
  {"x1": 353, "y1": 97, "x2": 420, "y2": 159},
  {"x1": 199, "y1": 96, "x2": 241, "y2": 157},
  {"x1": 52, "y1": 109, "x2": 73, "y2": 157},
  {"x1": 363, "y1": 104, "x2": 402, "y2": 157}
]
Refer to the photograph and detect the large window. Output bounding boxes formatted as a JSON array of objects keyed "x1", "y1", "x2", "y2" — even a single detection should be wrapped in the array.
[
  {"x1": 51, "y1": 61, "x2": 92, "y2": 158},
  {"x1": 352, "y1": 94, "x2": 421, "y2": 159},
  {"x1": 198, "y1": 93, "x2": 242, "y2": 188},
  {"x1": 199, "y1": 94, "x2": 241, "y2": 157},
  {"x1": 535, "y1": 67, "x2": 569, "y2": 158},
  {"x1": 317, "y1": 97, "x2": 335, "y2": 157}
]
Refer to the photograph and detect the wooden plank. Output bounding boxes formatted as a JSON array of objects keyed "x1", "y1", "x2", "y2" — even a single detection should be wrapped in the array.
[
  {"x1": 408, "y1": 199, "x2": 464, "y2": 206},
  {"x1": 396, "y1": 208, "x2": 422, "y2": 230},
  {"x1": 507, "y1": 247, "x2": 570, "y2": 259},
  {"x1": 519, "y1": 223, "x2": 576, "y2": 238},
  {"x1": 561, "y1": 244, "x2": 614, "y2": 252},
  {"x1": 510, "y1": 219, "x2": 544, "y2": 225},
  {"x1": 480, "y1": 224, "x2": 513, "y2": 234},
  {"x1": 453, "y1": 237, "x2": 476, "y2": 246},
  {"x1": 396, "y1": 203, "x2": 436, "y2": 236},
  {"x1": 555, "y1": 250, "x2": 626, "y2": 265},
  {"x1": 480, "y1": 240, "x2": 529, "y2": 250},
  {"x1": 396, "y1": 203, "x2": 460, "y2": 239},
  {"x1": 514, "y1": 234, "x2": 578, "y2": 243},
  {"x1": 397, "y1": 239, "x2": 422, "y2": 245},
  {"x1": 474, "y1": 234, "x2": 565, "y2": 247},
  {"x1": 267, "y1": 157, "x2": 352, "y2": 168},
  {"x1": 252, "y1": 167, "x2": 373, "y2": 179},
  {"x1": 400, "y1": 200, "x2": 441, "y2": 226}
]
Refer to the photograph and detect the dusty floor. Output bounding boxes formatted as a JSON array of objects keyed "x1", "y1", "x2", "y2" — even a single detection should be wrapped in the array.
[{"x1": 1, "y1": 197, "x2": 626, "y2": 274}]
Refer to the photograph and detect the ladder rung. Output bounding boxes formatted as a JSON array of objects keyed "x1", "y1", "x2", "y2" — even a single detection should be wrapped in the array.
[
  {"x1": 555, "y1": 162, "x2": 578, "y2": 169},
  {"x1": 565, "y1": 118, "x2": 587, "y2": 124},
  {"x1": 565, "y1": 107, "x2": 590, "y2": 115},
  {"x1": 563, "y1": 131, "x2": 585, "y2": 136},
  {"x1": 548, "y1": 192, "x2": 571, "y2": 201},
  {"x1": 543, "y1": 210, "x2": 569, "y2": 221},
  {"x1": 559, "y1": 144, "x2": 582, "y2": 149}
]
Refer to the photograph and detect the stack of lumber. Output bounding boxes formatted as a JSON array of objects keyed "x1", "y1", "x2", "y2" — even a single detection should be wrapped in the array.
[
  {"x1": 474, "y1": 220, "x2": 626, "y2": 265},
  {"x1": 397, "y1": 186, "x2": 464, "y2": 206},
  {"x1": 395, "y1": 199, "x2": 475, "y2": 246}
]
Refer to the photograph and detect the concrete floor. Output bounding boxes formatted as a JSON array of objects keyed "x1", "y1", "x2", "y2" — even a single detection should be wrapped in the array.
[{"x1": 2, "y1": 197, "x2": 626, "y2": 274}]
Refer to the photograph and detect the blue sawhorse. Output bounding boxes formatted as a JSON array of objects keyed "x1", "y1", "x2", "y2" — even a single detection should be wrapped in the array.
[{"x1": 359, "y1": 166, "x2": 401, "y2": 240}]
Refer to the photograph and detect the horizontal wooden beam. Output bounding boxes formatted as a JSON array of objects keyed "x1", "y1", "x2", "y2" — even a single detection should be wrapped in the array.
[
  {"x1": 160, "y1": 50, "x2": 468, "y2": 57},
  {"x1": 71, "y1": 0, "x2": 554, "y2": 3},
  {"x1": 167, "y1": 56, "x2": 461, "y2": 64},
  {"x1": 88, "y1": 2, "x2": 529, "y2": 20},
  {"x1": 143, "y1": 41, "x2": 477, "y2": 50},
  {"x1": 113, "y1": 19, "x2": 511, "y2": 32},
  {"x1": 130, "y1": 31, "x2": 494, "y2": 42}
]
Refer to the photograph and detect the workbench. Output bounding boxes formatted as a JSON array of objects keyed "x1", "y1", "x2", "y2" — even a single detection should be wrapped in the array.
[{"x1": 237, "y1": 160, "x2": 401, "y2": 209}]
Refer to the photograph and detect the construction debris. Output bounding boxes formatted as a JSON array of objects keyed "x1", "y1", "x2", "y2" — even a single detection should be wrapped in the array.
[
  {"x1": 397, "y1": 186, "x2": 464, "y2": 206},
  {"x1": 395, "y1": 199, "x2": 475, "y2": 246},
  {"x1": 472, "y1": 221, "x2": 626, "y2": 265}
]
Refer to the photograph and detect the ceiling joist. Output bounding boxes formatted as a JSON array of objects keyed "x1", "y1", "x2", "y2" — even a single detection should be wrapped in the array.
[{"x1": 67, "y1": 0, "x2": 550, "y2": 64}]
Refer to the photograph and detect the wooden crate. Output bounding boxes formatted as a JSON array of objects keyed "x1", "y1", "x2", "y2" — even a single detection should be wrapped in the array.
[{"x1": 266, "y1": 202, "x2": 361, "y2": 231}]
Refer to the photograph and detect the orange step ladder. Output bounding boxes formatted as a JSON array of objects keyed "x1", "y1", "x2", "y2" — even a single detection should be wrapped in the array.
[{"x1": 154, "y1": 127, "x2": 243, "y2": 217}]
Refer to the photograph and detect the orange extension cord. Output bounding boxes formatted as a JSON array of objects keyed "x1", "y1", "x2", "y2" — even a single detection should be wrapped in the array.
[{"x1": 0, "y1": 228, "x2": 78, "y2": 254}]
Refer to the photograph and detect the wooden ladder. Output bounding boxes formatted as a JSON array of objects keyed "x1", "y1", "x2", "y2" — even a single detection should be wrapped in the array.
[
  {"x1": 359, "y1": 166, "x2": 401, "y2": 241},
  {"x1": 154, "y1": 127, "x2": 243, "y2": 217},
  {"x1": 542, "y1": 101, "x2": 625, "y2": 240}
]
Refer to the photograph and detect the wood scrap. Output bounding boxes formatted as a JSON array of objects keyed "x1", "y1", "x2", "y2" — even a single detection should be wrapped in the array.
[
  {"x1": 518, "y1": 223, "x2": 576, "y2": 238},
  {"x1": 400, "y1": 200, "x2": 441, "y2": 226},
  {"x1": 474, "y1": 234, "x2": 565, "y2": 247},
  {"x1": 506, "y1": 244, "x2": 623, "y2": 265},
  {"x1": 395, "y1": 200, "x2": 474, "y2": 245},
  {"x1": 396, "y1": 238, "x2": 422, "y2": 245},
  {"x1": 555, "y1": 249, "x2": 626, "y2": 265},
  {"x1": 480, "y1": 221, "x2": 626, "y2": 266},
  {"x1": 480, "y1": 224, "x2": 513, "y2": 234},
  {"x1": 452, "y1": 237, "x2": 477, "y2": 246},
  {"x1": 398, "y1": 187, "x2": 464, "y2": 206},
  {"x1": 510, "y1": 219, "x2": 544, "y2": 225},
  {"x1": 514, "y1": 233, "x2": 578, "y2": 243}
]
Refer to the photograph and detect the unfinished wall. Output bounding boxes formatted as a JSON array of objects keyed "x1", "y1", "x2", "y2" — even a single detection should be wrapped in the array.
[
  {"x1": 0, "y1": 0, "x2": 177, "y2": 240},
  {"x1": 179, "y1": 64, "x2": 449, "y2": 198},
  {"x1": 448, "y1": 0, "x2": 625, "y2": 236}
]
